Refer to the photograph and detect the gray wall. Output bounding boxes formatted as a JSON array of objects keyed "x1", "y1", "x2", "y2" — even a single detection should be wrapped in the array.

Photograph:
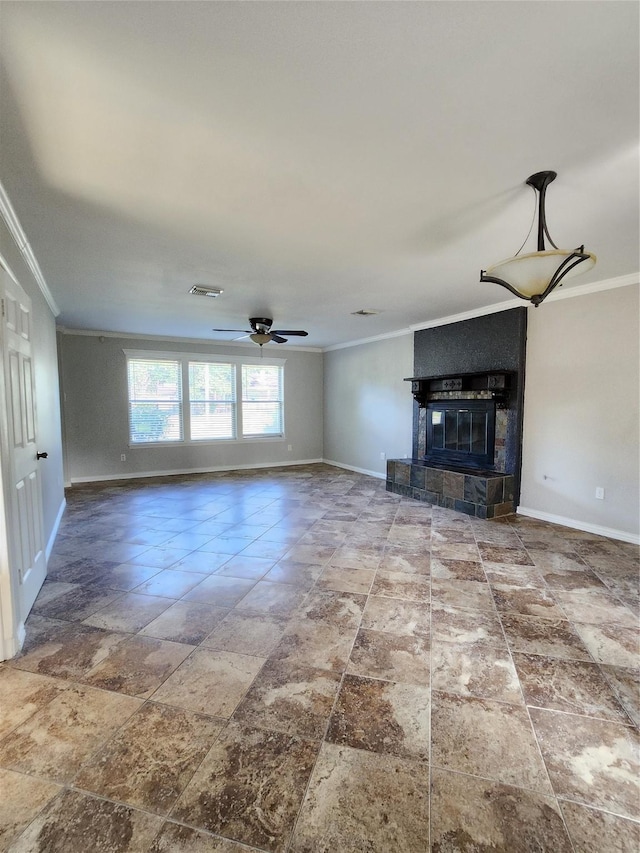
[
  {"x1": 323, "y1": 333, "x2": 414, "y2": 476},
  {"x1": 0, "y1": 225, "x2": 65, "y2": 549},
  {"x1": 520, "y1": 284, "x2": 639, "y2": 538},
  {"x1": 59, "y1": 333, "x2": 323, "y2": 482}
]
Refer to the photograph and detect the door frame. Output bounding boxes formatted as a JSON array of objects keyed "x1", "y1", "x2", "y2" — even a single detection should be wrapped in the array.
[
  {"x1": 0, "y1": 474, "x2": 24, "y2": 660},
  {"x1": 0, "y1": 269, "x2": 25, "y2": 659},
  {"x1": 0, "y1": 258, "x2": 44, "y2": 659}
]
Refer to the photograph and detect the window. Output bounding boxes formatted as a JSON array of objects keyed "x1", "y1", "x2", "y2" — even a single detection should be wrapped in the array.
[
  {"x1": 125, "y1": 351, "x2": 285, "y2": 445},
  {"x1": 189, "y1": 362, "x2": 235, "y2": 440},
  {"x1": 127, "y1": 358, "x2": 183, "y2": 443},
  {"x1": 242, "y1": 364, "x2": 283, "y2": 437}
]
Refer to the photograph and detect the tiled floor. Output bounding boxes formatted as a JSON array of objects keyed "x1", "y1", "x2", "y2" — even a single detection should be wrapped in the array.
[{"x1": 1, "y1": 463, "x2": 638, "y2": 852}]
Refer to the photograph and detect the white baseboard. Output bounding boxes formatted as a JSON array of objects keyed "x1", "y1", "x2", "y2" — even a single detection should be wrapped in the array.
[
  {"x1": 68, "y1": 459, "x2": 325, "y2": 485},
  {"x1": 0, "y1": 620, "x2": 25, "y2": 662},
  {"x1": 46, "y1": 497, "x2": 67, "y2": 561},
  {"x1": 517, "y1": 506, "x2": 639, "y2": 545},
  {"x1": 322, "y1": 459, "x2": 386, "y2": 480}
]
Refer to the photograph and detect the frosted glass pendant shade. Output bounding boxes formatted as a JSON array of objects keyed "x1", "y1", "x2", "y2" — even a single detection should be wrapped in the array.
[
  {"x1": 480, "y1": 170, "x2": 596, "y2": 307},
  {"x1": 484, "y1": 248, "x2": 597, "y2": 299}
]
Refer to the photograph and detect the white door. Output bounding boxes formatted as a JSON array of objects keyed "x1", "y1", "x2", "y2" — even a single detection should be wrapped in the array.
[{"x1": 1, "y1": 268, "x2": 47, "y2": 623}]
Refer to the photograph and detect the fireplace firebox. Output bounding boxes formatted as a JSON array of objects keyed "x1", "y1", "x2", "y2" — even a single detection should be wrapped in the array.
[{"x1": 426, "y1": 399, "x2": 495, "y2": 469}]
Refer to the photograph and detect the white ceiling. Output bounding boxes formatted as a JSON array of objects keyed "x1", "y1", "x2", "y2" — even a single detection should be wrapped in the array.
[{"x1": 1, "y1": 1, "x2": 638, "y2": 348}]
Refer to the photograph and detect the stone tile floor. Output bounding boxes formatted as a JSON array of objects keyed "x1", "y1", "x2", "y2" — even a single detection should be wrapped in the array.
[{"x1": 0, "y1": 463, "x2": 638, "y2": 852}]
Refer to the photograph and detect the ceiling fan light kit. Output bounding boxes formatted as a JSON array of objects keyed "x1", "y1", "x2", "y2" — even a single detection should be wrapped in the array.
[
  {"x1": 213, "y1": 317, "x2": 309, "y2": 347},
  {"x1": 249, "y1": 332, "x2": 273, "y2": 346},
  {"x1": 480, "y1": 170, "x2": 596, "y2": 307}
]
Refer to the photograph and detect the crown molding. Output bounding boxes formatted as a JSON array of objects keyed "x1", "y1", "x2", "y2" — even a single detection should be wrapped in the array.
[
  {"x1": 409, "y1": 272, "x2": 639, "y2": 334},
  {"x1": 541, "y1": 271, "x2": 638, "y2": 302},
  {"x1": 323, "y1": 273, "x2": 639, "y2": 352},
  {"x1": 0, "y1": 180, "x2": 60, "y2": 317},
  {"x1": 323, "y1": 327, "x2": 412, "y2": 353},
  {"x1": 56, "y1": 326, "x2": 322, "y2": 353}
]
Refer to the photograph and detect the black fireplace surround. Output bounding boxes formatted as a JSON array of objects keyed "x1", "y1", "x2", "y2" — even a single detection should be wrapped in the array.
[{"x1": 387, "y1": 308, "x2": 527, "y2": 518}]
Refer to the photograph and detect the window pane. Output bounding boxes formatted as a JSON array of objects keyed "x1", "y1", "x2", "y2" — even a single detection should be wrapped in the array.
[
  {"x1": 188, "y1": 362, "x2": 236, "y2": 440},
  {"x1": 190, "y1": 402, "x2": 235, "y2": 440},
  {"x1": 444, "y1": 411, "x2": 457, "y2": 449},
  {"x1": 128, "y1": 359, "x2": 181, "y2": 401},
  {"x1": 431, "y1": 409, "x2": 444, "y2": 449},
  {"x1": 472, "y1": 412, "x2": 488, "y2": 455},
  {"x1": 243, "y1": 402, "x2": 283, "y2": 436},
  {"x1": 127, "y1": 359, "x2": 182, "y2": 443},
  {"x1": 130, "y1": 403, "x2": 182, "y2": 443},
  {"x1": 458, "y1": 410, "x2": 471, "y2": 451},
  {"x1": 242, "y1": 365, "x2": 283, "y2": 436},
  {"x1": 189, "y1": 362, "x2": 234, "y2": 401},
  {"x1": 242, "y1": 365, "x2": 282, "y2": 401}
]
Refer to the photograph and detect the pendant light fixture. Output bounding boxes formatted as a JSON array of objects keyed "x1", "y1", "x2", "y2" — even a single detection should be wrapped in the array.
[{"x1": 480, "y1": 171, "x2": 596, "y2": 307}]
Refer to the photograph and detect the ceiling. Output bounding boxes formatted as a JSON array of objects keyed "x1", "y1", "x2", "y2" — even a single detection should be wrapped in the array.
[{"x1": 1, "y1": 1, "x2": 638, "y2": 349}]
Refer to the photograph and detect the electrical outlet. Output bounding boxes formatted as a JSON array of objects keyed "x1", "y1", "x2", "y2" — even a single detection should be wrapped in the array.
[
  {"x1": 380, "y1": 451, "x2": 385, "y2": 460},
  {"x1": 287, "y1": 444, "x2": 293, "y2": 451},
  {"x1": 120, "y1": 454, "x2": 126, "y2": 462},
  {"x1": 595, "y1": 486, "x2": 605, "y2": 500}
]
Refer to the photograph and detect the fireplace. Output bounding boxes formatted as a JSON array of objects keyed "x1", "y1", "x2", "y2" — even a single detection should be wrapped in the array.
[
  {"x1": 426, "y1": 399, "x2": 495, "y2": 469},
  {"x1": 387, "y1": 367, "x2": 520, "y2": 518},
  {"x1": 387, "y1": 309, "x2": 526, "y2": 518}
]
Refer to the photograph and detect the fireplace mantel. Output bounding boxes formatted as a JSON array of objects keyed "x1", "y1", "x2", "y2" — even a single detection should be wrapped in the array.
[{"x1": 405, "y1": 371, "x2": 514, "y2": 409}]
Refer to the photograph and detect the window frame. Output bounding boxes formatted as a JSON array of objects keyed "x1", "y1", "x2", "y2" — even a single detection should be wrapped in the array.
[
  {"x1": 126, "y1": 355, "x2": 184, "y2": 446},
  {"x1": 124, "y1": 349, "x2": 286, "y2": 447},
  {"x1": 241, "y1": 362, "x2": 285, "y2": 439},
  {"x1": 188, "y1": 360, "x2": 237, "y2": 442}
]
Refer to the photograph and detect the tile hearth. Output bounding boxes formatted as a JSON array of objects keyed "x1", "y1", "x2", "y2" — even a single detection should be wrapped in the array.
[{"x1": 0, "y1": 463, "x2": 638, "y2": 852}]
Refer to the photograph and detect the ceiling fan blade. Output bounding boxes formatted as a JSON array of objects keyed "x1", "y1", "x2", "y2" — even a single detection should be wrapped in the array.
[
  {"x1": 271, "y1": 329, "x2": 308, "y2": 336},
  {"x1": 271, "y1": 334, "x2": 288, "y2": 344},
  {"x1": 212, "y1": 328, "x2": 252, "y2": 333},
  {"x1": 233, "y1": 334, "x2": 251, "y2": 341}
]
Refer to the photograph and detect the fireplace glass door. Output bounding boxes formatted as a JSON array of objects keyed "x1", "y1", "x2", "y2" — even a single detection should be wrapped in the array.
[{"x1": 426, "y1": 400, "x2": 495, "y2": 468}]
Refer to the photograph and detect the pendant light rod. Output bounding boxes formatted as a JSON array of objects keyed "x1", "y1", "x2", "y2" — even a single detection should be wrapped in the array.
[{"x1": 526, "y1": 170, "x2": 558, "y2": 252}]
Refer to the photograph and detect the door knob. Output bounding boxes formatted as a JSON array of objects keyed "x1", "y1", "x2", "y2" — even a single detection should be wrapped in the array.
[{"x1": 36, "y1": 451, "x2": 48, "y2": 460}]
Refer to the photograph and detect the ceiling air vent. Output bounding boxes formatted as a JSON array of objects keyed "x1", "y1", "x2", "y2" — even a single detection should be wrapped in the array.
[
  {"x1": 351, "y1": 309, "x2": 378, "y2": 316},
  {"x1": 189, "y1": 285, "x2": 224, "y2": 298}
]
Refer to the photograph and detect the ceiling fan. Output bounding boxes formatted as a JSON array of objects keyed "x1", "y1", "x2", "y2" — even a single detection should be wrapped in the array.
[{"x1": 213, "y1": 317, "x2": 309, "y2": 346}]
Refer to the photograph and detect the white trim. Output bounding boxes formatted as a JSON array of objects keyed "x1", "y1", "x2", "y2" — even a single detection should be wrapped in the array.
[
  {"x1": 538, "y1": 272, "x2": 638, "y2": 302},
  {"x1": 58, "y1": 327, "x2": 322, "y2": 353},
  {"x1": 319, "y1": 273, "x2": 640, "y2": 351},
  {"x1": 123, "y1": 348, "x2": 286, "y2": 367},
  {"x1": 410, "y1": 273, "x2": 639, "y2": 333},
  {"x1": 0, "y1": 252, "x2": 20, "y2": 287},
  {"x1": 517, "y1": 505, "x2": 639, "y2": 545},
  {"x1": 0, "y1": 621, "x2": 25, "y2": 661},
  {"x1": 322, "y1": 458, "x2": 386, "y2": 480},
  {"x1": 46, "y1": 497, "x2": 67, "y2": 562},
  {"x1": 16, "y1": 621, "x2": 26, "y2": 652},
  {"x1": 323, "y1": 328, "x2": 412, "y2": 353},
  {"x1": 410, "y1": 299, "x2": 524, "y2": 332},
  {"x1": 0, "y1": 180, "x2": 60, "y2": 317},
  {"x1": 68, "y1": 458, "x2": 325, "y2": 484}
]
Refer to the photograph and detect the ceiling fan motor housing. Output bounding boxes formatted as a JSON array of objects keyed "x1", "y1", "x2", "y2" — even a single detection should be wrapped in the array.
[{"x1": 250, "y1": 317, "x2": 273, "y2": 334}]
